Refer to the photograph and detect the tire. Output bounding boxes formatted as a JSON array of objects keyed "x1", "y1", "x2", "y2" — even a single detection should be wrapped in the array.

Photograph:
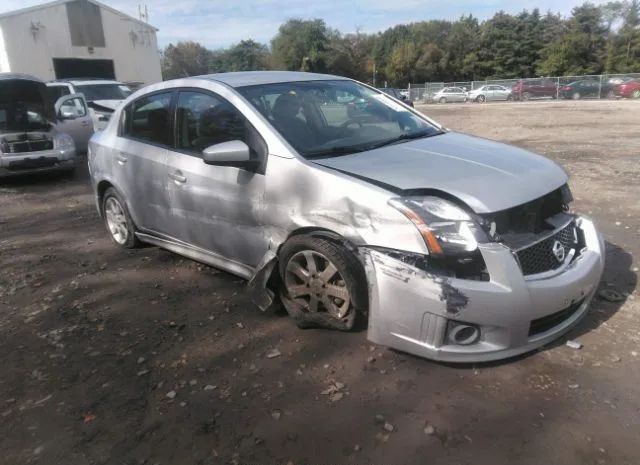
[
  {"x1": 278, "y1": 235, "x2": 367, "y2": 331},
  {"x1": 102, "y1": 187, "x2": 140, "y2": 248},
  {"x1": 632, "y1": 90, "x2": 640, "y2": 99},
  {"x1": 439, "y1": 97, "x2": 447, "y2": 104},
  {"x1": 572, "y1": 92, "x2": 581, "y2": 100},
  {"x1": 521, "y1": 92, "x2": 531, "y2": 101},
  {"x1": 605, "y1": 90, "x2": 615, "y2": 99},
  {"x1": 506, "y1": 94, "x2": 513, "y2": 101},
  {"x1": 476, "y1": 95, "x2": 486, "y2": 103}
]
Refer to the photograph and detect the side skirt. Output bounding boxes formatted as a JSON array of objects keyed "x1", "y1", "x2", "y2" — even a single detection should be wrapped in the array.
[{"x1": 135, "y1": 232, "x2": 254, "y2": 280}]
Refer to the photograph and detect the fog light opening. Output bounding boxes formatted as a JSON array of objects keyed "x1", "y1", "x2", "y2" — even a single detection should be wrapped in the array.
[{"x1": 448, "y1": 324, "x2": 480, "y2": 346}]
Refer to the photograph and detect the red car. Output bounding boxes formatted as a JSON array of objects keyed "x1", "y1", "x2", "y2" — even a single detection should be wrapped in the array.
[
  {"x1": 615, "y1": 79, "x2": 640, "y2": 99},
  {"x1": 511, "y1": 79, "x2": 558, "y2": 100}
]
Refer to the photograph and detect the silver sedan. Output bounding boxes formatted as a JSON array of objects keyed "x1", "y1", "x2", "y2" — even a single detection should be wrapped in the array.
[
  {"x1": 88, "y1": 71, "x2": 604, "y2": 362},
  {"x1": 468, "y1": 85, "x2": 513, "y2": 102}
]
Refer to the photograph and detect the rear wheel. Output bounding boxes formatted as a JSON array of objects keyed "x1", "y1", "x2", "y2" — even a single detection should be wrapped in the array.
[
  {"x1": 506, "y1": 94, "x2": 513, "y2": 101},
  {"x1": 279, "y1": 236, "x2": 367, "y2": 331},
  {"x1": 102, "y1": 187, "x2": 140, "y2": 248},
  {"x1": 572, "y1": 91, "x2": 581, "y2": 100},
  {"x1": 632, "y1": 90, "x2": 640, "y2": 99},
  {"x1": 521, "y1": 92, "x2": 531, "y2": 101}
]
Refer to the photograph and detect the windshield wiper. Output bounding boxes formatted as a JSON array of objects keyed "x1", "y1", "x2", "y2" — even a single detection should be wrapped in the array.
[
  {"x1": 304, "y1": 145, "x2": 369, "y2": 159},
  {"x1": 366, "y1": 129, "x2": 443, "y2": 150}
]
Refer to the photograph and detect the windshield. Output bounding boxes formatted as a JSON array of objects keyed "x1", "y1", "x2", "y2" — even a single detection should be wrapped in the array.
[
  {"x1": 237, "y1": 80, "x2": 441, "y2": 158},
  {"x1": 74, "y1": 84, "x2": 132, "y2": 101}
]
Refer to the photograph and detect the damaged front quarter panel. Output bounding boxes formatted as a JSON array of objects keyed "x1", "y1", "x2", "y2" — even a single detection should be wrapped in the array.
[{"x1": 363, "y1": 248, "x2": 471, "y2": 352}]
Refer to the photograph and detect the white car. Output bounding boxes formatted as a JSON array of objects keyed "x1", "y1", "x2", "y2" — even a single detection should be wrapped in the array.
[
  {"x1": 468, "y1": 85, "x2": 513, "y2": 102},
  {"x1": 432, "y1": 87, "x2": 468, "y2": 104},
  {"x1": 47, "y1": 79, "x2": 132, "y2": 131}
]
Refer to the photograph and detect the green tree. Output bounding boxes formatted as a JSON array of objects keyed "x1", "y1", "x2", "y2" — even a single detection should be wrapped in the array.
[
  {"x1": 161, "y1": 41, "x2": 211, "y2": 79},
  {"x1": 225, "y1": 40, "x2": 271, "y2": 71},
  {"x1": 537, "y1": 3, "x2": 608, "y2": 75},
  {"x1": 271, "y1": 19, "x2": 330, "y2": 72}
]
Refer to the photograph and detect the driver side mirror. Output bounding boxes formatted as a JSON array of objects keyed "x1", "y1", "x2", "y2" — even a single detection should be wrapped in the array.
[{"x1": 202, "y1": 140, "x2": 259, "y2": 170}]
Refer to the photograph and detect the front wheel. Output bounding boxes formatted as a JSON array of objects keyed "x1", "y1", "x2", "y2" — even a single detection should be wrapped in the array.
[
  {"x1": 632, "y1": 90, "x2": 640, "y2": 99},
  {"x1": 439, "y1": 97, "x2": 447, "y2": 104},
  {"x1": 279, "y1": 236, "x2": 367, "y2": 331},
  {"x1": 572, "y1": 92, "x2": 581, "y2": 100},
  {"x1": 521, "y1": 92, "x2": 531, "y2": 101},
  {"x1": 476, "y1": 95, "x2": 486, "y2": 103},
  {"x1": 102, "y1": 187, "x2": 140, "y2": 248}
]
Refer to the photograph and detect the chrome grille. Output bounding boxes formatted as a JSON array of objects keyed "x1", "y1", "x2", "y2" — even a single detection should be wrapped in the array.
[{"x1": 516, "y1": 222, "x2": 579, "y2": 275}]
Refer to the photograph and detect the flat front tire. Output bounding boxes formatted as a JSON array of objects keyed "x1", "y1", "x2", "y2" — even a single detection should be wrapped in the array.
[
  {"x1": 279, "y1": 235, "x2": 367, "y2": 331},
  {"x1": 102, "y1": 187, "x2": 140, "y2": 248}
]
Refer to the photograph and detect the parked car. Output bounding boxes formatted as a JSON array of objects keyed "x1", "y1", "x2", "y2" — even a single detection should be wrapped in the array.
[
  {"x1": 468, "y1": 85, "x2": 513, "y2": 102},
  {"x1": 89, "y1": 71, "x2": 604, "y2": 363},
  {"x1": 432, "y1": 87, "x2": 468, "y2": 103},
  {"x1": 559, "y1": 80, "x2": 615, "y2": 100},
  {"x1": 378, "y1": 88, "x2": 414, "y2": 107},
  {"x1": 1, "y1": 73, "x2": 80, "y2": 178},
  {"x1": 511, "y1": 79, "x2": 558, "y2": 100},
  {"x1": 47, "y1": 79, "x2": 132, "y2": 131},
  {"x1": 614, "y1": 79, "x2": 640, "y2": 99},
  {"x1": 607, "y1": 76, "x2": 636, "y2": 85}
]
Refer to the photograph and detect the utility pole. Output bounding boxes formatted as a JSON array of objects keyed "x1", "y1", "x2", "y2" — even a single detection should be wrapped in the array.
[{"x1": 372, "y1": 62, "x2": 376, "y2": 87}]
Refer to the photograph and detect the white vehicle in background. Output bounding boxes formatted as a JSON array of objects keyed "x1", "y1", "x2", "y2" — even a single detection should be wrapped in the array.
[
  {"x1": 432, "y1": 87, "x2": 468, "y2": 104},
  {"x1": 47, "y1": 79, "x2": 132, "y2": 131},
  {"x1": 468, "y1": 85, "x2": 513, "y2": 102}
]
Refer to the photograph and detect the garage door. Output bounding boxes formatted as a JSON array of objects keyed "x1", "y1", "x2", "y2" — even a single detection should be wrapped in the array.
[{"x1": 53, "y1": 58, "x2": 115, "y2": 80}]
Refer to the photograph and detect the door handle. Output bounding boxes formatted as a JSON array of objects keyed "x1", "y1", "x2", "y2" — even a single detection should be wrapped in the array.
[
  {"x1": 169, "y1": 171, "x2": 187, "y2": 183},
  {"x1": 116, "y1": 154, "x2": 128, "y2": 164}
]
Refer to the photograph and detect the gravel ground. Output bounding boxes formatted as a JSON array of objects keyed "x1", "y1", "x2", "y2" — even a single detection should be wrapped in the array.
[{"x1": 0, "y1": 100, "x2": 638, "y2": 465}]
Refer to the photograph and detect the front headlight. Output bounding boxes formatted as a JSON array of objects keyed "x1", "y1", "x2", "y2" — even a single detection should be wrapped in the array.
[
  {"x1": 389, "y1": 196, "x2": 488, "y2": 256},
  {"x1": 54, "y1": 133, "x2": 75, "y2": 150}
]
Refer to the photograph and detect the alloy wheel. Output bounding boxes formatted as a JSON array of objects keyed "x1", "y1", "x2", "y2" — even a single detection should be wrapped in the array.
[
  {"x1": 284, "y1": 250, "x2": 351, "y2": 319},
  {"x1": 105, "y1": 197, "x2": 129, "y2": 245}
]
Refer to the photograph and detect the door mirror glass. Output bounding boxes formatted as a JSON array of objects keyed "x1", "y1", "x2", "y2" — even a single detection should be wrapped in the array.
[
  {"x1": 55, "y1": 95, "x2": 87, "y2": 120},
  {"x1": 202, "y1": 140, "x2": 258, "y2": 170}
]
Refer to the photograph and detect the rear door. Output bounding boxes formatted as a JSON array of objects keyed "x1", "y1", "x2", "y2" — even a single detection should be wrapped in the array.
[
  {"x1": 164, "y1": 89, "x2": 268, "y2": 267},
  {"x1": 54, "y1": 94, "x2": 94, "y2": 152},
  {"x1": 112, "y1": 91, "x2": 174, "y2": 233}
]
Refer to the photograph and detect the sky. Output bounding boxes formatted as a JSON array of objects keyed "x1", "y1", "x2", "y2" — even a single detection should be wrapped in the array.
[{"x1": 0, "y1": 0, "x2": 609, "y2": 49}]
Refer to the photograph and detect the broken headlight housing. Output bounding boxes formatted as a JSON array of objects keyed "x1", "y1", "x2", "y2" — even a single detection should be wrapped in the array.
[{"x1": 389, "y1": 196, "x2": 488, "y2": 257}]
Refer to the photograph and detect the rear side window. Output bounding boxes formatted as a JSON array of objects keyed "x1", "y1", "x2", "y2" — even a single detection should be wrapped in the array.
[
  {"x1": 123, "y1": 92, "x2": 173, "y2": 146},
  {"x1": 175, "y1": 91, "x2": 265, "y2": 157}
]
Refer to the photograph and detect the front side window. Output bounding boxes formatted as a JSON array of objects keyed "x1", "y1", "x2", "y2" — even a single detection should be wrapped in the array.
[
  {"x1": 47, "y1": 86, "x2": 71, "y2": 107},
  {"x1": 175, "y1": 91, "x2": 254, "y2": 154},
  {"x1": 123, "y1": 92, "x2": 172, "y2": 146},
  {"x1": 238, "y1": 80, "x2": 441, "y2": 159}
]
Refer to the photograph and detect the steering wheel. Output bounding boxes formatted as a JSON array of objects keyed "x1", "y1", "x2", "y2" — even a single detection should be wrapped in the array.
[{"x1": 338, "y1": 119, "x2": 364, "y2": 136}]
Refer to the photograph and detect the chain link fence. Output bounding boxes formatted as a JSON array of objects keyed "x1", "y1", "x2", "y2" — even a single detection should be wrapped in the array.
[{"x1": 406, "y1": 73, "x2": 640, "y2": 104}]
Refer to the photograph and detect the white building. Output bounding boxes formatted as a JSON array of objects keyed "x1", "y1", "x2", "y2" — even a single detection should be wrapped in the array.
[{"x1": 0, "y1": 0, "x2": 162, "y2": 86}]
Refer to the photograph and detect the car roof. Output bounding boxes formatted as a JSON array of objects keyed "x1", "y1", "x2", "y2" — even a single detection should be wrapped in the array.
[
  {"x1": 191, "y1": 71, "x2": 348, "y2": 88},
  {"x1": 50, "y1": 79, "x2": 125, "y2": 86}
]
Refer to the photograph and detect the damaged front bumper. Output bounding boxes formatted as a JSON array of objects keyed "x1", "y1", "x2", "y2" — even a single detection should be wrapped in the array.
[
  {"x1": 364, "y1": 217, "x2": 604, "y2": 363},
  {"x1": 0, "y1": 148, "x2": 76, "y2": 178}
]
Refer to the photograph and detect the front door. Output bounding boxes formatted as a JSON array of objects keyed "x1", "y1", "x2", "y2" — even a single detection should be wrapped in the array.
[
  {"x1": 165, "y1": 90, "x2": 268, "y2": 267},
  {"x1": 54, "y1": 94, "x2": 93, "y2": 152}
]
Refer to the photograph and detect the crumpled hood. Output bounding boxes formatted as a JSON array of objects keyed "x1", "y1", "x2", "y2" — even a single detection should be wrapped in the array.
[
  {"x1": 313, "y1": 132, "x2": 568, "y2": 213},
  {"x1": 90, "y1": 100, "x2": 123, "y2": 112}
]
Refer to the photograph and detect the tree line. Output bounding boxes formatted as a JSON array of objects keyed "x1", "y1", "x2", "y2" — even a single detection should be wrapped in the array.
[{"x1": 161, "y1": 1, "x2": 640, "y2": 87}]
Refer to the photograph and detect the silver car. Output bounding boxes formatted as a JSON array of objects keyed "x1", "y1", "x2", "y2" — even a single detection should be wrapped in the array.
[
  {"x1": 468, "y1": 85, "x2": 513, "y2": 102},
  {"x1": 88, "y1": 71, "x2": 604, "y2": 362},
  {"x1": 432, "y1": 87, "x2": 468, "y2": 103},
  {"x1": 1, "y1": 73, "x2": 79, "y2": 178}
]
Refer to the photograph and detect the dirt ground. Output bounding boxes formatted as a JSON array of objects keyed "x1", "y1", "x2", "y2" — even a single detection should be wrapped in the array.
[{"x1": 1, "y1": 100, "x2": 639, "y2": 465}]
